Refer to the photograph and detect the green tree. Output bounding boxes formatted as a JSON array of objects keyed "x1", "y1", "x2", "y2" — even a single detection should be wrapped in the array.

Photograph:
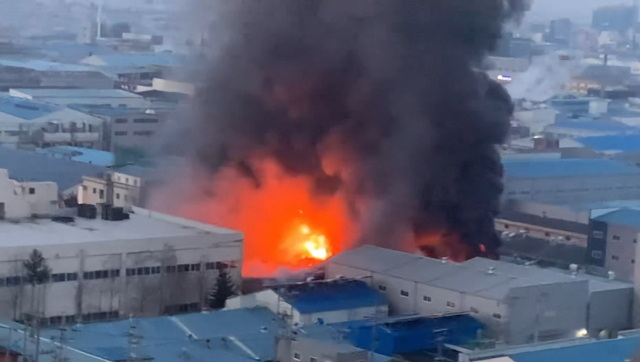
[
  {"x1": 23, "y1": 249, "x2": 50, "y2": 289},
  {"x1": 207, "y1": 269, "x2": 235, "y2": 310}
]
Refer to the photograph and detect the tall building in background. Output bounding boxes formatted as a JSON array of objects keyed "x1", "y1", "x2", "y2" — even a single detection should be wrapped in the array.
[
  {"x1": 592, "y1": 5, "x2": 636, "y2": 34},
  {"x1": 494, "y1": 32, "x2": 533, "y2": 59},
  {"x1": 549, "y1": 18, "x2": 573, "y2": 45}
]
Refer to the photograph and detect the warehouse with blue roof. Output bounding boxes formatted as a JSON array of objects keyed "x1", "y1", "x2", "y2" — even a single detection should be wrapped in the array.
[{"x1": 502, "y1": 158, "x2": 640, "y2": 204}]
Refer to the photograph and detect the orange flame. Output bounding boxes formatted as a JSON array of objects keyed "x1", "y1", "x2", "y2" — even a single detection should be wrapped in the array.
[{"x1": 300, "y1": 223, "x2": 330, "y2": 260}]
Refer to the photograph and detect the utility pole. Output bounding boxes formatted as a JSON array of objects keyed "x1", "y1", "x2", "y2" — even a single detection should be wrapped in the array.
[{"x1": 53, "y1": 328, "x2": 68, "y2": 362}]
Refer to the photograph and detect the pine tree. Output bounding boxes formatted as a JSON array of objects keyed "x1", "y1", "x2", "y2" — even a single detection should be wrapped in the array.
[
  {"x1": 207, "y1": 269, "x2": 235, "y2": 310},
  {"x1": 23, "y1": 249, "x2": 51, "y2": 288}
]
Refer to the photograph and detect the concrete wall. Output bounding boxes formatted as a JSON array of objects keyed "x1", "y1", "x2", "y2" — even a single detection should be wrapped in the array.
[
  {"x1": 0, "y1": 169, "x2": 58, "y2": 219},
  {"x1": 588, "y1": 287, "x2": 633, "y2": 337},
  {"x1": 601, "y1": 223, "x2": 639, "y2": 281},
  {"x1": 0, "y1": 219, "x2": 243, "y2": 322},
  {"x1": 79, "y1": 173, "x2": 142, "y2": 208},
  {"x1": 281, "y1": 338, "x2": 368, "y2": 362}
]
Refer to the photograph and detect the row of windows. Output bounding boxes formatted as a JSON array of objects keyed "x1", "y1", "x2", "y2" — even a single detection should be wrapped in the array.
[
  {"x1": 163, "y1": 303, "x2": 200, "y2": 315},
  {"x1": 114, "y1": 131, "x2": 156, "y2": 136},
  {"x1": 114, "y1": 118, "x2": 159, "y2": 124},
  {"x1": 0, "y1": 262, "x2": 237, "y2": 286},
  {"x1": 47, "y1": 311, "x2": 120, "y2": 326}
]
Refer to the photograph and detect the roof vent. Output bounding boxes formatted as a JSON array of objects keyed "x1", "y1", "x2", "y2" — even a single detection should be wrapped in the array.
[
  {"x1": 440, "y1": 257, "x2": 449, "y2": 264},
  {"x1": 608, "y1": 271, "x2": 616, "y2": 280},
  {"x1": 487, "y1": 267, "x2": 496, "y2": 275},
  {"x1": 570, "y1": 264, "x2": 578, "y2": 277}
]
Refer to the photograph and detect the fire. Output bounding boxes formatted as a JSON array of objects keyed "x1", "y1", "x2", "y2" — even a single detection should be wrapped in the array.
[
  {"x1": 300, "y1": 224, "x2": 330, "y2": 260},
  {"x1": 174, "y1": 160, "x2": 356, "y2": 277}
]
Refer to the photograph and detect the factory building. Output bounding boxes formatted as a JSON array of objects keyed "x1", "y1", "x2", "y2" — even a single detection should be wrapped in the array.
[
  {"x1": 226, "y1": 279, "x2": 388, "y2": 325},
  {"x1": 326, "y1": 246, "x2": 633, "y2": 345},
  {"x1": 502, "y1": 158, "x2": 640, "y2": 204},
  {"x1": 0, "y1": 59, "x2": 114, "y2": 90},
  {"x1": 0, "y1": 205, "x2": 243, "y2": 323},
  {"x1": 8, "y1": 89, "x2": 147, "y2": 108}
]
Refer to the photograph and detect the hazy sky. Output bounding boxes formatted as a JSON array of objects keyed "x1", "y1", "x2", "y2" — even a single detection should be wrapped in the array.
[{"x1": 529, "y1": 0, "x2": 635, "y2": 23}]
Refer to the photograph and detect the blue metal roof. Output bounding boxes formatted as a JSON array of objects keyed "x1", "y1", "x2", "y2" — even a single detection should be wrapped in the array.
[
  {"x1": 0, "y1": 147, "x2": 106, "y2": 190},
  {"x1": 278, "y1": 279, "x2": 387, "y2": 314},
  {"x1": 84, "y1": 53, "x2": 184, "y2": 68},
  {"x1": 576, "y1": 134, "x2": 640, "y2": 153},
  {"x1": 594, "y1": 209, "x2": 640, "y2": 229},
  {"x1": 511, "y1": 336, "x2": 640, "y2": 362},
  {"x1": 503, "y1": 158, "x2": 640, "y2": 179},
  {"x1": 36, "y1": 147, "x2": 115, "y2": 167},
  {"x1": 13, "y1": 89, "x2": 142, "y2": 99},
  {"x1": 41, "y1": 308, "x2": 280, "y2": 362},
  {"x1": 0, "y1": 96, "x2": 61, "y2": 120},
  {"x1": 551, "y1": 119, "x2": 637, "y2": 133},
  {"x1": 0, "y1": 58, "x2": 99, "y2": 72}
]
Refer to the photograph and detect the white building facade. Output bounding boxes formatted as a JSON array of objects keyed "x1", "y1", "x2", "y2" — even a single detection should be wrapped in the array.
[{"x1": 0, "y1": 168, "x2": 58, "y2": 219}]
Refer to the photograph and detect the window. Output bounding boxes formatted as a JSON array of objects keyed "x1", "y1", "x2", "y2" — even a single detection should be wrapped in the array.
[
  {"x1": 190, "y1": 263, "x2": 201, "y2": 272},
  {"x1": 49, "y1": 316, "x2": 63, "y2": 325},
  {"x1": 446, "y1": 301, "x2": 456, "y2": 308},
  {"x1": 177, "y1": 264, "x2": 189, "y2": 273},
  {"x1": 591, "y1": 250, "x2": 603, "y2": 259},
  {"x1": 125, "y1": 178, "x2": 129, "y2": 184},
  {"x1": 99, "y1": 189, "x2": 104, "y2": 199},
  {"x1": 29, "y1": 188, "x2": 35, "y2": 195},
  {"x1": 400, "y1": 290, "x2": 409, "y2": 297},
  {"x1": 133, "y1": 118, "x2": 159, "y2": 124},
  {"x1": 114, "y1": 131, "x2": 128, "y2": 136},
  {"x1": 116, "y1": 193, "x2": 120, "y2": 200},
  {"x1": 93, "y1": 188, "x2": 96, "y2": 194},
  {"x1": 633, "y1": 260, "x2": 636, "y2": 264},
  {"x1": 493, "y1": 313, "x2": 502, "y2": 320},
  {"x1": 65, "y1": 315, "x2": 76, "y2": 324},
  {"x1": 126, "y1": 268, "x2": 136, "y2": 276},
  {"x1": 504, "y1": 224, "x2": 510, "y2": 229},
  {"x1": 293, "y1": 353, "x2": 301, "y2": 361},
  {"x1": 83, "y1": 271, "x2": 94, "y2": 280},
  {"x1": 133, "y1": 131, "x2": 154, "y2": 136},
  {"x1": 110, "y1": 269, "x2": 120, "y2": 278},
  {"x1": 378, "y1": 285, "x2": 386, "y2": 292},
  {"x1": 612, "y1": 255, "x2": 620, "y2": 261},
  {"x1": 51, "y1": 273, "x2": 66, "y2": 283},
  {"x1": 66, "y1": 273, "x2": 78, "y2": 281},
  {"x1": 566, "y1": 237, "x2": 572, "y2": 241},
  {"x1": 115, "y1": 118, "x2": 128, "y2": 124},
  {"x1": 592, "y1": 231, "x2": 604, "y2": 239},
  {"x1": 165, "y1": 265, "x2": 177, "y2": 273},
  {"x1": 545, "y1": 232, "x2": 551, "y2": 237},
  {"x1": 206, "y1": 262, "x2": 216, "y2": 270},
  {"x1": 310, "y1": 358, "x2": 318, "y2": 362},
  {"x1": 423, "y1": 296, "x2": 432, "y2": 303},
  {"x1": 613, "y1": 235, "x2": 621, "y2": 241},
  {"x1": 470, "y1": 307, "x2": 479, "y2": 314}
]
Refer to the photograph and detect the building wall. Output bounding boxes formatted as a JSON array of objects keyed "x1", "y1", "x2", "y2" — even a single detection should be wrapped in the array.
[
  {"x1": 78, "y1": 173, "x2": 142, "y2": 208},
  {"x1": 106, "y1": 113, "x2": 169, "y2": 152},
  {"x1": 601, "y1": 223, "x2": 639, "y2": 282},
  {"x1": 0, "y1": 213, "x2": 243, "y2": 321},
  {"x1": 0, "y1": 169, "x2": 58, "y2": 219},
  {"x1": 495, "y1": 219, "x2": 587, "y2": 247},
  {"x1": 588, "y1": 287, "x2": 633, "y2": 337},
  {"x1": 588, "y1": 220, "x2": 609, "y2": 268},
  {"x1": 503, "y1": 174, "x2": 640, "y2": 204},
  {"x1": 282, "y1": 338, "x2": 368, "y2": 362}
]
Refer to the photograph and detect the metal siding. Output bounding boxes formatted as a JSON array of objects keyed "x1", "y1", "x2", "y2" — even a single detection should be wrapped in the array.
[
  {"x1": 588, "y1": 288, "x2": 633, "y2": 336},
  {"x1": 603, "y1": 223, "x2": 637, "y2": 281}
]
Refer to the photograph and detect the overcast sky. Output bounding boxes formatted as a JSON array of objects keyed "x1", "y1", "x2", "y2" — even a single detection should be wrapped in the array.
[{"x1": 529, "y1": 0, "x2": 635, "y2": 23}]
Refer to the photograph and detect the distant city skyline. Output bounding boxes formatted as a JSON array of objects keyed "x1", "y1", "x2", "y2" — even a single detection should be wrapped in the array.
[{"x1": 529, "y1": 0, "x2": 636, "y2": 23}]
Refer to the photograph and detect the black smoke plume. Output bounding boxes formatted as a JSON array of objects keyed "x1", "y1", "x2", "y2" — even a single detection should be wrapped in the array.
[{"x1": 191, "y1": 0, "x2": 528, "y2": 259}]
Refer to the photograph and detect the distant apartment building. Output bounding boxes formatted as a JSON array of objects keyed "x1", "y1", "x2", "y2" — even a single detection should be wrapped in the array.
[
  {"x1": 70, "y1": 104, "x2": 173, "y2": 153},
  {"x1": 592, "y1": 5, "x2": 637, "y2": 34},
  {"x1": 0, "y1": 96, "x2": 104, "y2": 150},
  {"x1": 78, "y1": 165, "x2": 147, "y2": 208},
  {"x1": 0, "y1": 59, "x2": 114, "y2": 90}
]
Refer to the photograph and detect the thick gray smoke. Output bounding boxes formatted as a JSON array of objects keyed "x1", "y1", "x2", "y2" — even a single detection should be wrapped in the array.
[{"x1": 191, "y1": 0, "x2": 528, "y2": 259}]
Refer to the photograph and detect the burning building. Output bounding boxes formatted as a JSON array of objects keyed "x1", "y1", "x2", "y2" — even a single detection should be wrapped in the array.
[{"x1": 163, "y1": 0, "x2": 528, "y2": 276}]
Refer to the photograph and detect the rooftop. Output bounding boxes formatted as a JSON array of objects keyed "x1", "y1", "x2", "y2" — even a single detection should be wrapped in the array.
[
  {"x1": 35, "y1": 146, "x2": 114, "y2": 167},
  {"x1": 0, "y1": 207, "x2": 241, "y2": 248},
  {"x1": 503, "y1": 158, "x2": 640, "y2": 179},
  {"x1": 10, "y1": 88, "x2": 143, "y2": 99},
  {"x1": 594, "y1": 208, "x2": 640, "y2": 229},
  {"x1": 0, "y1": 96, "x2": 62, "y2": 120},
  {"x1": 549, "y1": 118, "x2": 638, "y2": 133},
  {"x1": 277, "y1": 279, "x2": 387, "y2": 314},
  {"x1": 80, "y1": 53, "x2": 184, "y2": 68},
  {"x1": 69, "y1": 103, "x2": 176, "y2": 116},
  {"x1": 330, "y1": 246, "x2": 627, "y2": 301},
  {"x1": 575, "y1": 134, "x2": 640, "y2": 153},
  {"x1": 328, "y1": 245, "x2": 423, "y2": 273},
  {"x1": 37, "y1": 307, "x2": 279, "y2": 362},
  {"x1": 0, "y1": 58, "x2": 103, "y2": 72},
  {"x1": 0, "y1": 147, "x2": 106, "y2": 190},
  {"x1": 497, "y1": 211, "x2": 589, "y2": 235}
]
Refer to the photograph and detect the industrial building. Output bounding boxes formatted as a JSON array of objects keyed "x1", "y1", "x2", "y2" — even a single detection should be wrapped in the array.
[
  {"x1": 78, "y1": 165, "x2": 148, "y2": 208},
  {"x1": 226, "y1": 279, "x2": 389, "y2": 325},
  {"x1": 326, "y1": 246, "x2": 633, "y2": 345},
  {"x1": 0, "y1": 168, "x2": 58, "y2": 219},
  {"x1": 0, "y1": 204, "x2": 243, "y2": 322},
  {"x1": 0, "y1": 96, "x2": 105, "y2": 150},
  {"x1": 69, "y1": 103, "x2": 175, "y2": 153},
  {"x1": 9, "y1": 88, "x2": 147, "y2": 108},
  {"x1": 502, "y1": 158, "x2": 640, "y2": 204},
  {"x1": 0, "y1": 58, "x2": 114, "y2": 90}
]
